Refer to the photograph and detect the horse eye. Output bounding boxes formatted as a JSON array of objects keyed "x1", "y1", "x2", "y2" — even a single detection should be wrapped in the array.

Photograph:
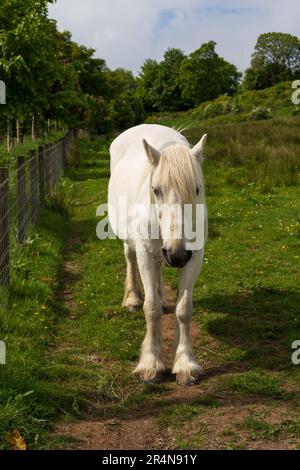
[
  {"x1": 153, "y1": 187, "x2": 161, "y2": 197},
  {"x1": 196, "y1": 186, "x2": 200, "y2": 196}
]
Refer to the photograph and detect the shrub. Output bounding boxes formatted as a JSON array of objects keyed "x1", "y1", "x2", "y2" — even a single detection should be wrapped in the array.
[{"x1": 247, "y1": 106, "x2": 271, "y2": 121}]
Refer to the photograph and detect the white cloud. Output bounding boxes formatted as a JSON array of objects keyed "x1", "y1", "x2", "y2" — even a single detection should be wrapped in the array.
[{"x1": 48, "y1": 0, "x2": 300, "y2": 74}]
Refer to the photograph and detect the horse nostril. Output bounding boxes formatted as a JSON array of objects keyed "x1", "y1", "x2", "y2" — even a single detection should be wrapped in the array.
[{"x1": 162, "y1": 248, "x2": 192, "y2": 268}]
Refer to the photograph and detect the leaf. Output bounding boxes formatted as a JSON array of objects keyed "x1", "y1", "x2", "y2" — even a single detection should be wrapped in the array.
[{"x1": 8, "y1": 430, "x2": 27, "y2": 450}]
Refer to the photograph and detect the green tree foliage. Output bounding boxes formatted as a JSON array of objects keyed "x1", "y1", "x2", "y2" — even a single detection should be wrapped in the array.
[
  {"x1": 2, "y1": 1, "x2": 298, "y2": 139},
  {"x1": 158, "y1": 48, "x2": 187, "y2": 111},
  {"x1": 0, "y1": 0, "x2": 58, "y2": 123},
  {"x1": 137, "y1": 59, "x2": 162, "y2": 113},
  {"x1": 86, "y1": 68, "x2": 144, "y2": 133},
  {"x1": 244, "y1": 32, "x2": 300, "y2": 90},
  {"x1": 138, "y1": 42, "x2": 240, "y2": 112},
  {"x1": 137, "y1": 49, "x2": 187, "y2": 112},
  {"x1": 0, "y1": 0, "x2": 144, "y2": 138},
  {"x1": 179, "y1": 41, "x2": 241, "y2": 107}
]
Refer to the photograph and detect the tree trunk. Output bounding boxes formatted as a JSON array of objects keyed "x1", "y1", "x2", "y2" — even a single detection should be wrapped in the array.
[
  {"x1": 6, "y1": 116, "x2": 10, "y2": 152},
  {"x1": 31, "y1": 114, "x2": 36, "y2": 141},
  {"x1": 16, "y1": 119, "x2": 20, "y2": 144}
]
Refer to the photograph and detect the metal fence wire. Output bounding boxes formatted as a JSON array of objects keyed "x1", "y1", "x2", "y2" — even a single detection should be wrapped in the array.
[{"x1": 0, "y1": 129, "x2": 76, "y2": 287}]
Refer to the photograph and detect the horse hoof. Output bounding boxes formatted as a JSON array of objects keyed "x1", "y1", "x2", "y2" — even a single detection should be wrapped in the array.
[
  {"x1": 140, "y1": 371, "x2": 163, "y2": 384},
  {"x1": 176, "y1": 372, "x2": 202, "y2": 386},
  {"x1": 122, "y1": 301, "x2": 142, "y2": 312},
  {"x1": 126, "y1": 304, "x2": 141, "y2": 313}
]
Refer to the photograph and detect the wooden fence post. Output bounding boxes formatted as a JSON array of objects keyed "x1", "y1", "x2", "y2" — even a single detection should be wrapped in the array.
[
  {"x1": 17, "y1": 156, "x2": 26, "y2": 245},
  {"x1": 29, "y1": 149, "x2": 38, "y2": 225},
  {"x1": 0, "y1": 168, "x2": 9, "y2": 286},
  {"x1": 62, "y1": 137, "x2": 67, "y2": 167},
  {"x1": 45, "y1": 143, "x2": 51, "y2": 194},
  {"x1": 54, "y1": 143, "x2": 58, "y2": 188},
  {"x1": 38, "y1": 145, "x2": 45, "y2": 209}
]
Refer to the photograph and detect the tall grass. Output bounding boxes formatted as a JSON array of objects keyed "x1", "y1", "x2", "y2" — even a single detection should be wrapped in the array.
[{"x1": 186, "y1": 118, "x2": 300, "y2": 191}]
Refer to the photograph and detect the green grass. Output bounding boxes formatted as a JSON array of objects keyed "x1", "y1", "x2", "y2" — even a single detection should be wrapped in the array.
[
  {"x1": 0, "y1": 115, "x2": 299, "y2": 449},
  {"x1": 242, "y1": 414, "x2": 281, "y2": 440},
  {"x1": 0, "y1": 206, "x2": 69, "y2": 449},
  {"x1": 0, "y1": 130, "x2": 65, "y2": 168},
  {"x1": 158, "y1": 403, "x2": 201, "y2": 427},
  {"x1": 223, "y1": 369, "x2": 285, "y2": 398}
]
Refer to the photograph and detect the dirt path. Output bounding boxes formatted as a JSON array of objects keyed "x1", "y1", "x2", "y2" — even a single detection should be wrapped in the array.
[{"x1": 53, "y1": 278, "x2": 204, "y2": 450}]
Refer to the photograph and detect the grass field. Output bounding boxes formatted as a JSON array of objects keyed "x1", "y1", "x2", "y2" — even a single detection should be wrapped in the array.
[{"x1": 0, "y1": 116, "x2": 299, "y2": 450}]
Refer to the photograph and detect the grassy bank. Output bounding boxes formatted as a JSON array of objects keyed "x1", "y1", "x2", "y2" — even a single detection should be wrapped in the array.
[
  {"x1": 0, "y1": 205, "x2": 69, "y2": 449},
  {"x1": 147, "y1": 81, "x2": 299, "y2": 128}
]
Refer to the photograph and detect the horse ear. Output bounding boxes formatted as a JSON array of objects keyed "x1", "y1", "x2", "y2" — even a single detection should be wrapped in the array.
[
  {"x1": 143, "y1": 139, "x2": 161, "y2": 166},
  {"x1": 192, "y1": 134, "x2": 207, "y2": 160}
]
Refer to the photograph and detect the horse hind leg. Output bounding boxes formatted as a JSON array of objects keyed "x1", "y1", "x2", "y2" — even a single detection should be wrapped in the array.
[{"x1": 122, "y1": 243, "x2": 143, "y2": 312}]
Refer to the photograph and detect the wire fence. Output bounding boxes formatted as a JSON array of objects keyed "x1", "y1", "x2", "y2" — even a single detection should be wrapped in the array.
[{"x1": 0, "y1": 129, "x2": 76, "y2": 287}]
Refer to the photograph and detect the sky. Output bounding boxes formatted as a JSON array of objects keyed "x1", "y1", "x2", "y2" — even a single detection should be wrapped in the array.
[{"x1": 48, "y1": 0, "x2": 300, "y2": 75}]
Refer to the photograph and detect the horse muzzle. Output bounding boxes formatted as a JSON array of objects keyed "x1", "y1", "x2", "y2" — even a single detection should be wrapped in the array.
[{"x1": 162, "y1": 248, "x2": 192, "y2": 268}]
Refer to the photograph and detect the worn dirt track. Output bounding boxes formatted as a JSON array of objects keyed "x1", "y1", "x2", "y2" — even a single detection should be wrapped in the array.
[{"x1": 53, "y1": 282, "x2": 204, "y2": 450}]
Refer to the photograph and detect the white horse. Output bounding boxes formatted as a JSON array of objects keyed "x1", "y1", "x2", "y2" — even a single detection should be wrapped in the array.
[{"x1": 108, "y1": 124, "x2": 207, "y2": 385}]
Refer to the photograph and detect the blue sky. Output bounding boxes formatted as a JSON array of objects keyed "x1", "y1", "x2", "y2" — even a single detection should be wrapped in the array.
[
  {"x1": 154, "y1": 9, "x2": 177, "y2": 33},
  {"x1": 48, "y1": 0, "x2": 300, "y2": 74}
]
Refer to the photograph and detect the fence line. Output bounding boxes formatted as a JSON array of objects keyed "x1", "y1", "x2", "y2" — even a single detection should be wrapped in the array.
[{"x1": 0, "y1": 129, "x2": 76, "y2": 287}]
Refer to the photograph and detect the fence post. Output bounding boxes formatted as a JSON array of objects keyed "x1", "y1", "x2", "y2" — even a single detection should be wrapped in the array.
[
  {"x1": 38, "y1": 145, "x2": 45, "y2": 209},
  {"x1": 54, "y1": 142, "x2": 59, "y2": 187},
  {"x1": 29, "y1": 149, "x2": 38, "y2": 225},
  {"x1": 62, "y1": 137, "x2": 67, "y2": 167},
  {"x1": 0, "y1": 168, "x2": 9, "y2": 287},
  {"x1": 17, "y1": 156, "x2": 26, "y2": 245},
  {"x1": 45, "y1": 143, "x2": 51, "y2": 194}
]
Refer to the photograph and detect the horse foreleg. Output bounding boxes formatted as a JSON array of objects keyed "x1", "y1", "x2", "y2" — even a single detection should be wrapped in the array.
[
  {"x1": 173, "y1": 252, "x2": 204, "y2": 386},
  {"x1": 134, "y1": 244, "x2": 165, "y2": 383},
  {"x1": 158, "y1": 270, "x2": 173, "y2": 312},
  {"x1": 122, "y1": 243, "x2": 142, "y2": 312}
]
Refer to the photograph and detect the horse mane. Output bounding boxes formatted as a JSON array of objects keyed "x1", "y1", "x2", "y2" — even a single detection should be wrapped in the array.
[
  {"x1": 156, "y1": 144, "x2": 203, "y2": 203},
  {"x1": 173, "y1": 125, "x2": 189, "y2": 135}
]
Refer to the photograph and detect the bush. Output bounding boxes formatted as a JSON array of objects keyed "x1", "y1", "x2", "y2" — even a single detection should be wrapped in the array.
[{"x1": 247, "y1": 106, "x2": 271, "y2": 121}]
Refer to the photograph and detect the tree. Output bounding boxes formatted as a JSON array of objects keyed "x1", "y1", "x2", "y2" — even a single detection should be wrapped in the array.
[
  {"x1": 105, "y1": 69, "x2": 144, "y2": 130},
  {"x1": 71, "y1": 42, "x2": 109, "y2": 97},
  {"x1": 136, "y1": 59, "x2": 162, "y2": 113},
  {"x1": 179, "y1": 41, "x2": 241, "y2": 107},
  {"x1": 0, "y1": 0, "x2": 60, "y2": 142},
  {"x1": 158, "y1": 48, "x2": 186, "y2": 111},
  {"x1": 244, "y1": 32, "x2": 300, "y2": 90},
  {"x1": 0, "y1": 0, "x2": 145, "y2": 142},
  {"x1": 137, "y1": 49, "x2": 187, "y2": 112}
]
